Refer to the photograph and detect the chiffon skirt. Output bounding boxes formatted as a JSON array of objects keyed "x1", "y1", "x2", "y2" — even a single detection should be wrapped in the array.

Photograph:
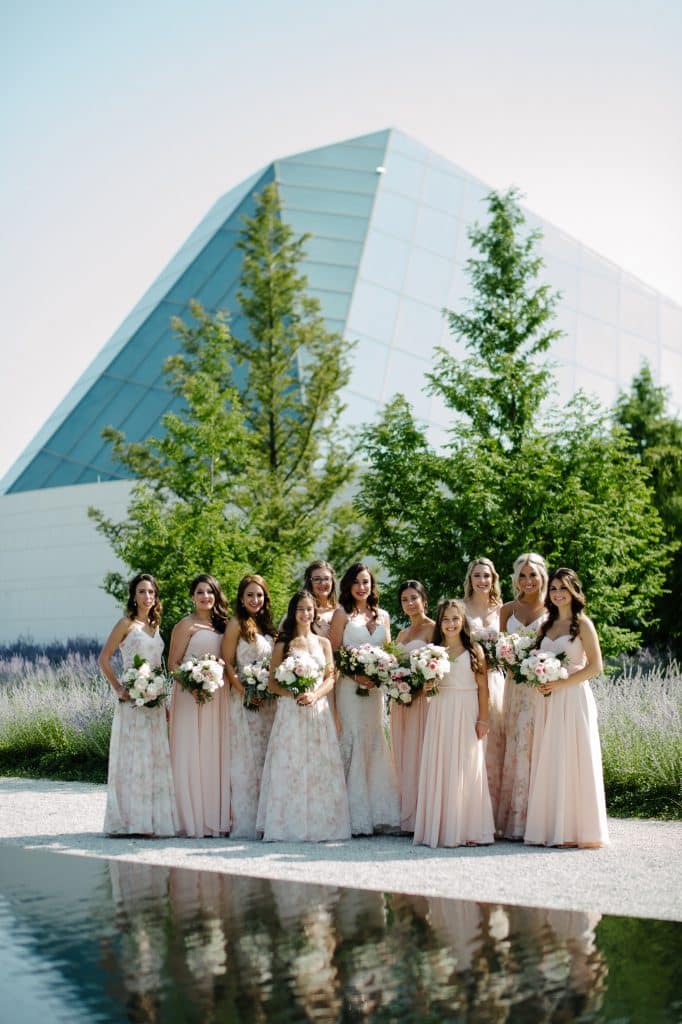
[
  {"x1": 414, "y1": 687, "x2": 494, "y2": 848},
  {"x1": 525, "y1": 682, "x2": 609, "y2": 847},
  {"x1": 170, "y1": 682, "x2": 230, "y2": 837},
  {"x1": 390, "y1": 692, "x2": 429, "y2": 833}
]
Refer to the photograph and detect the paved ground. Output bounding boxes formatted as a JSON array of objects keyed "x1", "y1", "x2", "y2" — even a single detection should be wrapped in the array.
[{"x1": 1, "y1": 777, "x2": 680, "y2": 921}]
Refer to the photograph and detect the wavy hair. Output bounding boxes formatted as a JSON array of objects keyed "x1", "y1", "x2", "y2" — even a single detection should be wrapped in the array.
[
  {"x1": 303, "y1": 560, "x2": 338, "y2": 608},
  {"x1": 236, "y1": 574, "x2": 276, "y2": 642},
  {"x1": 432, "y1": 598, "x2": 485, "y2": 675},
  {"x1": 511, "y1": 552, "x2": 548, "y2": 603},
  {"x1": 189, "y1": 573, "x2": 229, "y2": 633},
  {"x1": 338, "y1": 562, "x2": 379, "y2": 618},
  {"x1": 463, "y1": 558, "x2": 502, "y2": 607},
  {"x1": 126, "y1": 573, "x2": 161, "y2": 629},
  {"x1": 538, "y1": 568, "x2": 586, "y2": 644}
]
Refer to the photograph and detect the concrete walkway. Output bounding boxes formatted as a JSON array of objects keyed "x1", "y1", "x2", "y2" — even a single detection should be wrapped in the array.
[{"x1": 1, "y1": 777, "x2": 680, "y2": 921}]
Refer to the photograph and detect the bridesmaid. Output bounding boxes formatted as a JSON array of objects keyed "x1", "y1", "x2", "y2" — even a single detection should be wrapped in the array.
[
  {"x1": 257, "y1": 589, "x2": 351, "y2": 841},
  {"x1": 303, "y1": 560, "x2": 339, "y2": 637},
  {"x1": 99, "y1": 573, "x2": 177, "y2": 837},
  {"x1": 497, "y1": 552, "x2": 548, "y2": 840},
  {"x1": 414, "y1": 599, "x2": 493, "y2": 848},
  {"x1": 329, "y1": 562, "x2": 400, "y2": 836},
  {"x1": 525, "y1": 569, "x2": 609, "y2": 847},
  {"x1": 222, "y1": 574, "x2": 277, "y2": 838},
  {"x1": 168, "y1": 574, "x2": 230, "y2": 837},
  {"x1": 392, "y1": 580, "x2": 434, "y2": 834},
  {"x1": 463, "y1": 558, "x2": 506, "y2": 830}
]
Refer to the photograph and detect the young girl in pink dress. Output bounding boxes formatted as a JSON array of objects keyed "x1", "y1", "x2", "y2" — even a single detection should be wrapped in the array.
[
  {"x1": 463, "y1": 558, "x2": 505, "y2": 829},
  {"x1": 391, "y1": 580, "x2": 434, "y2": 833},
  {"x1": 414, "y1": 599, "x2": 494, "y2": 848},
  {"x1": 222, "y1": 574, "x2": 277, "y2": 838},
  {"x1": 100, "y1": 573, "x2": 177, "y2": 837},
  {"x1": 257, "y1": 589, "x2": 350, "y2": 841},
  {"x1": 168, "y1": 574, "x2": 230, "y2": 837},
  {"x1": 497, "y1": 552, "x2": 548, "y2": 839},
  {"x1": 525, "y1": 568, "x2": 609, "y2": 848}
]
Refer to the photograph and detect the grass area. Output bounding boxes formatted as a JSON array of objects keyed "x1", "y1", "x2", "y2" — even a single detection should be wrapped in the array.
[
  {"x1": 593, "y1": 665, "x2": 681, "y2": 819},
  {"x1": 0, "y1": 644, "x2": 680, "y2": 817}
]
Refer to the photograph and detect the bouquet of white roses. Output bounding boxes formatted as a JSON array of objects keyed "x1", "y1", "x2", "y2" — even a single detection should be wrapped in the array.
[
  {"x1": 241, "y1": 655, "x2": 272, "y2": 711},
  {"x1": 274, "y1": 649, "x2": 324, "y2": 697},
  {"x1": 409, "y1": 643, "x2": 450, "y2": 698},
  {"x1": 384, "y1": 663, "x2": 418, "y2": 706},
  {"x1": 495, "y1": 630, "x2": 537, "y2": 674},
  {"x1": 172, "y1": 653, "x2": 225, "y2": 704},
  {"x1": 472, "y1": 627, "x2": 501, "y2": 670},
  {"x1": 120, "y1": 654, "x2": 167, "y2": 708},
  {"x1": 517, "y1": 649, "x2": 568, "y2": 694},
  {"x1": 335, "y1": 643, "x2": 398, "y2": 696}
]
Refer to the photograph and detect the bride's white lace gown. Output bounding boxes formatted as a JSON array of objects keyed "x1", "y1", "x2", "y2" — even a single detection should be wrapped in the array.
[
  {"x1": 256, "y1": 643, "x2": 351, "y2": 841},
  {"x1": 336, "y1": 615, "x2": 400, "y2": 835},
  {"x1": 103, "y1": 624, "x2": 177, "y2": 836}
]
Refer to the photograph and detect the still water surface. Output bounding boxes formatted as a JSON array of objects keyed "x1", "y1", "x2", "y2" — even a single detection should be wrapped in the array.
[{"x1": 0, "y1": 845, "x2": 679, "y2": 1023}]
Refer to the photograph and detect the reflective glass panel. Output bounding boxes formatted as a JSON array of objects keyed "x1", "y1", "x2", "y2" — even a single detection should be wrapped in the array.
[
  {"x1": 414, "y1": 205, "x2": 459, "y2": 260},
  {"x1": 393, "y1": 297, "x2": 445, "y2": 354},
  {"x1": 384, "y1": 349, "x2": 431, "y2": 418},
  {"x1": 371, "y1": 188, "x2": 418, "y2": 240},
  {"x1": 278, "y1": 184, "x2": 374, "y2": 217},
  {"x1": 300, "y1": 261, "x2": 356, "y2": 293},
  {"x1": 575, "y1": 315, "x2": 618, "y2": 375},
  {"x1": 617, "y1": 333, "x2": 659, "y2": 387},
  {"x1": 347, "y1": 280, "x2": 400, "y2": 344},
  {"x1": 660, "y1": 300, "x2": 682, "y2": 352},
  {"x1": 281, "y1": 209, "x2": 368, "y2": 241},
  {"x1": 382, "y1": 151, "x2": 426, "y2": 199},
  {"x1": 661, "y1": 346, "x2": 682, "y2": 411},
  {"x1": 573, "y1": 366, "x2": 618, "y2": 405},
  {"x1": 421, "y1": 167, "x2": 466, "y2": 217},
  {"x1": 291, "y1": 141, "x2": 387, "y2": 172},
  {"x1": 360, "y1": 230, "x2": 410, "y2": 292},
  {"x1": 542, "y1": 256, "x2": 579, "y2": 310},
  {"x1": 578, "y1": 271, "x2": 619, "y2": 325},
  {"x1": 277, "y1": 161, "x2": 378, "y2": 194},
  {"x1": 346, "y1": 334, "x2": 390, "y2": 398},
  {"x1": 404, "y1": 248, "x2": 453, "y2": 308},
  {"x1": 304, "y1": 236, "x2": 363, "y2": 266},
  {"x1": 307, "y1": 289, "x2": 351, "y2": 320}
]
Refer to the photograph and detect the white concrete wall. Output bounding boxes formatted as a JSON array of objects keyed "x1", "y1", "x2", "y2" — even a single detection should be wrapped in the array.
[{"x1": 0, "y1": 480, "x2": 133, "y2": 644}]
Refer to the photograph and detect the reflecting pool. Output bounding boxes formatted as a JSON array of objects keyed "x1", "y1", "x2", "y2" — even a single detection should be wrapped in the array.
[{"x1": 0, "y1": 845, "x2": 680, "y2": 1022}]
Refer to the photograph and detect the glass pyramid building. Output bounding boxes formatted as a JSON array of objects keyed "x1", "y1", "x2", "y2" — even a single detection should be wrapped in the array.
[{"x1": 4, "y1": 127, "x2": 681, "y2": 496}]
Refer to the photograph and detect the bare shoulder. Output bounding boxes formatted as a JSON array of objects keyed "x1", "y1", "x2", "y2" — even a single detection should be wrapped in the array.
[{"x1": 578, "y1": 614, "x2": 599, "y2": 640}]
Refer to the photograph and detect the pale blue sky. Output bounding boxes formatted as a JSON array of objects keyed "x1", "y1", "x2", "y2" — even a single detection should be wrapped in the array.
[{"x1": 2, "y1": 0, "x2": 681, "y2": 479}]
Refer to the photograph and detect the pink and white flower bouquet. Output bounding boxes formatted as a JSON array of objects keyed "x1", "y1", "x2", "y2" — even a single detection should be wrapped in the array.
[
  {"x1": 274, "y1": 649, "x2": 323, "y2": 697},
  {"x1": 121, "y1": 654, "x2": 167, "y2": 708},
  {"x1": 517, "y1": 649, "x2": 569, "y2": 693},
  {"x1": 408, "y1": 643, "x2": 450, "y2": 697},
  {"x1": 172, "y1": 653, "x2": 225, "y2": 704},
  {"x1": 241, "y1": 655, "x2": 272, "y2": 711},
  {"x1": 495, "y1": 630, "x2": 537, "y2": 673},
  {"x1": 472, "y1": 627, "x2": 501, "y2": 669},
  {"x1": 383, "y1": 664, "x2": 416, "y2": 706},
  {"x1": 335, "y1": 643, "x2": 398, "y2": 696}
]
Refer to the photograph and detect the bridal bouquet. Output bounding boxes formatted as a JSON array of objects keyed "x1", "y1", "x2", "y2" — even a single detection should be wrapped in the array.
[
  {"x1": 495, "y1": 630, "x2": 537, "y2": 673},
  {"x1": 409, "y1": 643, "x2": 450, "y2": 698},
  {"x1": 383, "y1": 663, "x2": 415, "y2": 706},
  {"x1": 172, "y1": 653, "x2": 225, "y2": 704},
  {"x1": 517, "y1": 649, "x2": 568, "y2": 694},
  {"x1": 120, "y1": 654, "x2": 167, "y2": 708},
  {"x1": 335, "y1": 643, "x2": 398, "y2": 696},
  {"x1": 472, "y1": 627, "x2": 501, "y2": 670},
  {"x1": 274, "y1": 650, "x2": 323, "y2": 697},
  {"x1": 241, "y1": 656, "x2": 272, "y2": 711}
]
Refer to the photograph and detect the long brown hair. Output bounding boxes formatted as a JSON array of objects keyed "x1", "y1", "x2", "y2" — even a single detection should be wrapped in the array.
[
  {"x1": 126, "y1": 573, "x2": 161, "y2": 629},
  {"x1": 236, "y1": 574, "x2": 276, "y2": 642},
  {"x1": 278, "y1": 589, "x2": 316, "y2": 656},
  {"x1": 303, "y1": 560, "x2": 338, "y2": 608},
  {"x1": 432, "y1": 599, "x2": 485, "y2": 675},
  {"x1": 537, "y1": 568, "x2": 586, "y2": 644},
  {"x1": 189, "y1": 574, "x2": 229, "y2": 633},
  {"x1": 338, "y1": 562, "x2": 379, "y2": 618}
]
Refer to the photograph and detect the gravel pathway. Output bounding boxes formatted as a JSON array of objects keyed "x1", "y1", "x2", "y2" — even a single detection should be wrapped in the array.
[{"x1": 1, "y1": 777, "x2": 680, "y2": 921}]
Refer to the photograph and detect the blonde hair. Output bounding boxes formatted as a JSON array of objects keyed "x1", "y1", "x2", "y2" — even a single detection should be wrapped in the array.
[
  {"x1": 463, "y1": 558, "x2": 502, "y2": 607},
  {"x1": 511, "y1": 552, "x2": 548, "y2": 603}
]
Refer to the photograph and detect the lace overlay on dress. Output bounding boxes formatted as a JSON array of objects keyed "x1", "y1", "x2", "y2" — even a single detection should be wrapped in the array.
[{"x1": 229, "y1": 632, "x2": 275, "y2": 838}]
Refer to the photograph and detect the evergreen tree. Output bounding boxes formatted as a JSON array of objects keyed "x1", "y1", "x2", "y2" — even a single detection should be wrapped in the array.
[
  {"x1": 90, "y1": 183, "x2": 354, "y2": 629},
  {"x1": 614, "y1": 363, "x2": 682, "y2": 654},
  {"x1": 356, "y1": 189, "x2": 669, "y2": 655}
]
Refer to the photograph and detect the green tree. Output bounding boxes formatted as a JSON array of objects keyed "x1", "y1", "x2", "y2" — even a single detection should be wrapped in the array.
[
  {"x1": 90, "y1": 183, "x2": 354, "y2": 630},
  {"x1": 614, "y1": 363, "x2": 682, "y2": 654},
  {"x1": 356, "y1": 189, "x2": 669, "y2": 655}
]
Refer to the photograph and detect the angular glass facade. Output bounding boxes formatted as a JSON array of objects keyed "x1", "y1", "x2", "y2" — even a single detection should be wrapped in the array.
[{"x1": 3, "y1": 128, "x2": 680, "y2": 494}]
